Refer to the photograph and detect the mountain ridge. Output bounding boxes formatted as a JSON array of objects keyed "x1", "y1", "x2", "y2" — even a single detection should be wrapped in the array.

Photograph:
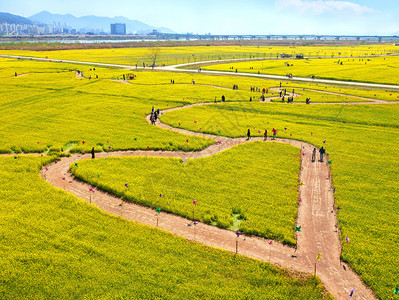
[
  {"x1": 0, "y1": 12, "x2": 36, "y2": 25},
  {"x1": 28, "y1": 11, "x2": 174, "y2": 34}
]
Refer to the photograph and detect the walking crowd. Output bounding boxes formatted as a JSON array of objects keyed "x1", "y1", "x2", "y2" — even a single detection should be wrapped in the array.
[{"x1": 150, "y1": 106, "x2": 161, "y2": 125}]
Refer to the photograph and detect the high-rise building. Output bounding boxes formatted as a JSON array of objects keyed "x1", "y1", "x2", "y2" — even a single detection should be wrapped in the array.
[{"x1": 110, "y1": 23, "x2": 126, "y2": 35}]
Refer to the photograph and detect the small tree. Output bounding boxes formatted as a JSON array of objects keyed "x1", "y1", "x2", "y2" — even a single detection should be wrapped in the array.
[{"x1": 147, "y1": 47, "x2": 161, "y2": 68}]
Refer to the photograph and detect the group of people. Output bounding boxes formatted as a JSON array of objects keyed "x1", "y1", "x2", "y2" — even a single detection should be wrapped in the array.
[
  {"x1": 75, "y1": 69, "x2": 98, "y2": 79},
  {"x1": 278, "y1": 89, "x2": 296, "y2": 103},
  {"x1": 246, "y1": 128, "x2": 277, "y2": 141},
  {"x1": 232, "y1": 84, "x2": 239, "y2": 90},
  {"x1": 282, "y1": 96, "x2": 294, "y2": 103},
  {"x1": 150, "y1": 106, "x2": 161, "y2": 125},
  {"x1": 228, "y1": 67, "x2": 238, "y2": 73},
  {"x1": 123, "y1": 74, "x2": 136, "y2": 81},
  {"x1": 311, "y1": 147, "x2": 326, "y2": 162},
  {"x1": 245, "y1": 128, "x2": 327, "y2": 163},
  {"x1": 251, "y1": 86, "x2": 268, "y2": 93}
]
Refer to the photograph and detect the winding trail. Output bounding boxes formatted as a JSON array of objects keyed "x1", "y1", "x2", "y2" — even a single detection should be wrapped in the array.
[
  {"x1": 40, "y1": 101, "x2": 378, "y2": 300},
  {"x1": 4, "y1": 54, "x2": 394, "y2": 298}
]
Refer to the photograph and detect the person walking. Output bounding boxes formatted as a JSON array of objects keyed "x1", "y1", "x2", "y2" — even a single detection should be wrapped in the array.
[
  {"x1": 264, "y1": 130, "x2": 268, "y2": 141},
  {"x1": 272, "y1": 128, "x2": 277, "y2": 140},
  {"x1": 312, "y1": 148, "x2": 316, "y2": 162},
  {"x1": 91, "y1": 147, "x2": 95, "y2": 159},
  {"x1": 319, "y1": 146, "x2": 326, "y2": 162},
  {"x1": 247, "y1": 129, "x2": 251, "y2": 141}
]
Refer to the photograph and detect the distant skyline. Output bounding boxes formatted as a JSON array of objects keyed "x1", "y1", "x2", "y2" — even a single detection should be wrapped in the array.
[{"x1": 1, "y1": 0, "x2": 398, "y2": 35}]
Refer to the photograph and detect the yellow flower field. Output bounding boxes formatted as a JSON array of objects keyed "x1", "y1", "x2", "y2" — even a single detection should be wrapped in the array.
[
  {"x1": 204, "y1": 55, "x2": 399, "y2": 85},
  {"x1": 161, "y1": 102, "x2": 399, "y2": 299}
]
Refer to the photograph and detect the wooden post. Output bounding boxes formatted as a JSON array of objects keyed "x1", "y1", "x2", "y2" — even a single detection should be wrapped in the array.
[
  {"x1": 314, "y1": 263, "x2": 317, "y2": 275},
  {"x1": 269, "y1": 243, "x2": 272, "y2": 261}
]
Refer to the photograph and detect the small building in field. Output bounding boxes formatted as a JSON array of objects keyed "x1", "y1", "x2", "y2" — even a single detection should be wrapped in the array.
[{"x1": 296, "y1": 53, "x2": 304, "y2": 59}]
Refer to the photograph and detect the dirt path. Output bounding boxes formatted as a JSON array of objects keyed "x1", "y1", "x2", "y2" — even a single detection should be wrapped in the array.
[
  {"x1": 15, "y1": 73, "x2": 28, "y2": 77},
  {"x1": 38, "y1": 102, "x2": 377, "y2": 299}
]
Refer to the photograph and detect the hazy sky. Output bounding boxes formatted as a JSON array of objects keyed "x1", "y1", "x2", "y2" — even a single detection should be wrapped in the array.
[{"x1": 1, "y1": 0, "x2": 398, "y2": 35}]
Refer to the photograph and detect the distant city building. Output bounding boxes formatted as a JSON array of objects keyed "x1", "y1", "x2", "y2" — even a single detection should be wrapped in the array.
[{"x1": 110, "y1": 23, "x2": 126, "y2": 35}]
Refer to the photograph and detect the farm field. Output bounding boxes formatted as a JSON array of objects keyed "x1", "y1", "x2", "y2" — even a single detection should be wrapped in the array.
[
  {"x1": 203, "y1": 55, "x2": 399, "y2": 85},
  {"x1": 71, "y1": 142, "x2": 300, "y2": 245},
  {"x1": 161, "y1": 102, "x2": 399, "y2": 299},
  {"x1": 1, "y1": 44, "x2": 398, "y2": 66},
  {"x1": 1, "y1": 57, "x2": 389, "y2": 154},
  {"x1": 1, "y1": 52, "x2": 399, "y2": 299},
  {"x1": 0, "y1": 155, "x2": 330, "y2": 299}
]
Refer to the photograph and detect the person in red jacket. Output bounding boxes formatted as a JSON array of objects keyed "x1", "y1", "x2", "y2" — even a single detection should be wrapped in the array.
[
  {"x1": 264, "y1": 130, "x2": 268, "y2": 141},
  {"x1": 272, "y1": 128, "x2": 277, "y2": 140}
]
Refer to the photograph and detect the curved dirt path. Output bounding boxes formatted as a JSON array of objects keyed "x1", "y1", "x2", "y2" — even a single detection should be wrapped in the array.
[
  {"x1": 3, "y1": 54, "x2": 388, "y2": 298},
  {"x1": 39, "y1": 101, "x2": 377, "y2": 300}
]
